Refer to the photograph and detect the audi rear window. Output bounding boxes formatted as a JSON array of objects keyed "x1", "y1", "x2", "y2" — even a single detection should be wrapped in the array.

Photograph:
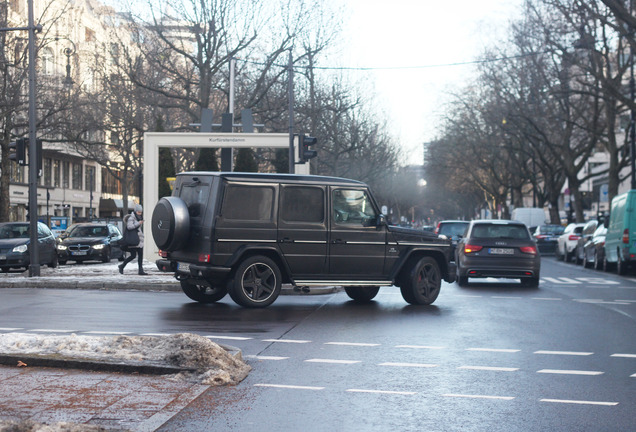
[{"x1": 471, "y1": 224, "x2": 530, "y2": 239}]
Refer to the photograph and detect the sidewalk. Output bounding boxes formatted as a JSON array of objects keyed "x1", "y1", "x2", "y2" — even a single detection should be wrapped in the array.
[{"x1": 0, "y1": 260, "x2": 341, "y2": 295}]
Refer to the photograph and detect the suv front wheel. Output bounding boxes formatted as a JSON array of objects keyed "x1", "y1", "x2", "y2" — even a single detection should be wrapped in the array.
[
  {"x1": 400, "y1": 256, "x2": 441, "y2": 305},
  {"x1": 228, "y1": 255, "x2": 282, "y2": 308}
]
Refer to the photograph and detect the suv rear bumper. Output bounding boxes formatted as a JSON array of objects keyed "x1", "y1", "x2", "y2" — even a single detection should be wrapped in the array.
[{"x1": 156, "y1": 259, "x2": 232, "y2": 279}]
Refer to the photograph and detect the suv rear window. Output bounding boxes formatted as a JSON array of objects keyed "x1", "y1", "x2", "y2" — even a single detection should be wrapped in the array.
[
  {"x1": 179, "y1": 179, "x2": 211, "y2": 218},
  {"x1": 471, "y1": 224, "x2": 529, "y2": 239},
  {"x1": 281, "y1": 186, "x2": 324, "y2": 223},
  {"x1": 223, "y1": 185, "x2": 274, "y2": 221},
  {"x1": 439, "y1": 223, "x2": 468, "y2": 237}
]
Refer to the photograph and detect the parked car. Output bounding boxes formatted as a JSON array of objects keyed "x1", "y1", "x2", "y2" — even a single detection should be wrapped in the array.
[
  {"x1": 532, "y1": 224, "x2": 565, "y2": 254},
  {"x1": 583, "y1": 225, "x2": 607, "y2": 270},
  {"x1": 0, "y1": 222, "x2": 58, "y2": 272},
  {"x1": 574, "y1": 220, "x2": 598, "y2": 265},
  {"x1": 56, "y1": 223, "x2": 124, "y2": 264},
  {"x1": 455, "y1": 219, "x2": 541, "y2": 287},
  {"x1": 435, "y1": 220, "x2": 470, "y2": 259},
  {"x1": 152, "y1": 172, "x2": 456, "y2": 308},
  {"x1": 604, "y1": 190, "x2": 636, "y2": 274},
  {"x1": 555, "y1": 223, "x2": 585, "y2": 262}
]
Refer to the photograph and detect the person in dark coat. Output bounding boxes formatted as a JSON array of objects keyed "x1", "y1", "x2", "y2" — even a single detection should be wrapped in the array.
[{"x1": 118, "y1": 204, "x2": 148, "y2": 275}]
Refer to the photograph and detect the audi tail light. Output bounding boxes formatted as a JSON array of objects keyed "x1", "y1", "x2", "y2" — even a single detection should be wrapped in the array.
[
  {"x1": 520, "y1": 246, "x2": 538, "y2": 254},
  {"x1": 464, "y1": 244, "x2": 483, "y2": 253}
]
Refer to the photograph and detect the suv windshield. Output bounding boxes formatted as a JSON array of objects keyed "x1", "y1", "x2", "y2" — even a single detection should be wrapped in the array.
[{"x1": 471, "y1": 224, "x2": 529, "y2": 239}]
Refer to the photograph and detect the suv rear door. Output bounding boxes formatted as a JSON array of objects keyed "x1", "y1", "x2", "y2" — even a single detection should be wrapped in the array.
[
  {"x1": 328, "y1": 187, "x2": 386, "y2": 277},
  {"x1": 277, "y1": 184, "x2": 328, "y2": 277}
]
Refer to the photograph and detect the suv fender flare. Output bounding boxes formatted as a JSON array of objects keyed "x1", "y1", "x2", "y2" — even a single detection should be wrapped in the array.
[
  {"x1": 226, "y1": 245, "x2": 292, "y2": 282},
  {"x1": 392, "y1": 250, "x2": 454, "y2": 284}
]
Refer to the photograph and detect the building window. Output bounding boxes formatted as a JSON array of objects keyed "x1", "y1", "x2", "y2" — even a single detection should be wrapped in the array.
[
  {"x1": 62, "y1": 161, "x2": 70, "y2": 188},
  {"x1": 42, "y1": 158, "x2": 52, "y2": 186},
  {"x1": 53, "y1": 160, "x2": 60, "y2": 187},
  {"x1": 72, "y1": 163, "x2": 82, "y2": 189},
  {"x1": 85, "y1": 165, "x2": 95, "y2": 191},
  {"x1": 41, "y1": 48, "x2": 54, "y2": 75},
  {"x1": 9, "y1": 163, "x2": 25, "y2": 183}
]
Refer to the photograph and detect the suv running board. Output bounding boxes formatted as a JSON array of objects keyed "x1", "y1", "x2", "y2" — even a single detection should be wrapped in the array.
[{"x1": 294, "y1": 280, "x2": 394, "y2": 287}]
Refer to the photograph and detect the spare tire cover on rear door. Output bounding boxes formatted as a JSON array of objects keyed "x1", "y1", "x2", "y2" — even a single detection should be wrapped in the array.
[{"x1": 151, "y1": 197, "x2": 191, "y2": 251}]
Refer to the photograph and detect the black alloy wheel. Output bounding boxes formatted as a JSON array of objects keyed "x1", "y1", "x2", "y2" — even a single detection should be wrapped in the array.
[
  {"x1": 400, "y1": 256, "x2": 441, "y2": 305},
  {"x1": 228, "y1": 256, "x2": 282, "y2": 308}
]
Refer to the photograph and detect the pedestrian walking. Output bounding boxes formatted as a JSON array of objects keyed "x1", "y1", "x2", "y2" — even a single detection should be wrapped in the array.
[{"x1": 118, "y1": 204, "x2": 148, "y2": 275}]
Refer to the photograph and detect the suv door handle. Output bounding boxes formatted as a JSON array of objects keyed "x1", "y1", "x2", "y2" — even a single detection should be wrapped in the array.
[
  {"x1": 280, "y1": 238, "x2": 294, "y2": 243},
  {"x1": 332, "y1": 239, "x2": 345, "y2": 244}
]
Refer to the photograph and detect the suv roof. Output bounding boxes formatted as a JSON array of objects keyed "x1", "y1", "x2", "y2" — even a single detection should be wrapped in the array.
[{"x1": 177, "y1": 171, "x2": 365, "y2": 186}]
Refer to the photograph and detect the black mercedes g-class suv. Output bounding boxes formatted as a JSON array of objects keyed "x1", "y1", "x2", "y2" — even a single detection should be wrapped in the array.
[{"x1": 151, "y1": 172, "x2": 456, "y2": 308}]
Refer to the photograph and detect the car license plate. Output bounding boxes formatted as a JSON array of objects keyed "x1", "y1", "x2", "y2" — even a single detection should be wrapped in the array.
[
  {"x1": 489, "y1": 248, "x2": 514, "y2": 255},
  {"x1": 178, "y1": 262, "x2": 190, "y2": 273},
  {"x1": 71, "y1": 251, "x2": 87, "y2": 256}
]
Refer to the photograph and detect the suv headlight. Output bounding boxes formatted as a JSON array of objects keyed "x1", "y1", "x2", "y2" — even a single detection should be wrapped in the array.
[
  {"x1": 57, "y1": 245, "x2": 68, "y2": 251},
  {"x1": 13, "y1": 244, "x2": 28, "y2": 253},
  {"x1": 92, "y1": 244, "x2": 105, "y2": 250}
]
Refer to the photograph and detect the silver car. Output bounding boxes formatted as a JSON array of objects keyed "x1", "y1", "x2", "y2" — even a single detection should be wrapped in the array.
[{"x1": 456, "y1": 220, "x2": 541, "y2": 287}]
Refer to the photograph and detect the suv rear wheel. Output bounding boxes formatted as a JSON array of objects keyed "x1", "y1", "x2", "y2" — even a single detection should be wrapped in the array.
[
  {"x1": 400, "y1": 257, "x2": 441, "y2": 305},
  {"x1": 228, "y1": 256, "x2": 282, "y2": 308},
  {"x1": 180, "y1": 279, "x2": 228, "y2": 303},
  {"x1": 344, "y1": 286, "x2": 380, "y2": 303}
]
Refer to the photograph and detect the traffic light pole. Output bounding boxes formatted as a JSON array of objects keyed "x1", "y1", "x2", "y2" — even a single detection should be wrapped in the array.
[{"x1": 27, "y1": 0, "x2": 40, "y2": 276}]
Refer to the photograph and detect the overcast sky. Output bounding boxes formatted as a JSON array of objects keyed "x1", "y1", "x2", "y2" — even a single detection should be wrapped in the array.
[{"x1": 336, "y1": 0, "x2": 523, "y2": 164}]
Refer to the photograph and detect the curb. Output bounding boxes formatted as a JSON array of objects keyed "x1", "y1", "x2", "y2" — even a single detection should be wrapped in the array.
[{"x1": 0, "y1": 279, "x2": 343, "y2": 295}]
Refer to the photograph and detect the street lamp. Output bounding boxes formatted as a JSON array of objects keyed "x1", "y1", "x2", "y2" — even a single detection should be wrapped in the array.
[{"x1": 63, "y1": 46, "x2": 75, "y2": 85}]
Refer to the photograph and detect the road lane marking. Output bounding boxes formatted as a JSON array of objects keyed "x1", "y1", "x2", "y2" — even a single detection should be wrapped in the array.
[
  {"x1": 537, "y1": 369, "x2": 604, "y2": 375},
  {"x1": 395, "y1": 345, "x2": 446, "y2": 350},
  {"x1": 574, "y1": 299, "x2": 631, "y2": 305},
  {"x1": 347, "y1": 389, "x2": 416, "y2": 395},
  {"x1": 28, "y1": 329, "x2": 76, "y2": 333},
  {"x1": 262, "y1": 339, "x2": 311, "y2": 343},
  {"x1": 631, "y1": 373, "x2": 636, "y2": 377},
  {"x1": 534, "y1": 350, "x2": 593, "y2": 356},
  {"x1": 575, "y1": 278, "x2": 620, "y2": 285},
  {"x1": 492, "y1": 296, "x2": 521, "y2": 299},
  {"x1": 466, "y1": 348, "x2": 520, "y2": 353},
  {"x1": 325, "y1": 342, "x2": 380, "y2": 347},
  {"x1": 540, "y1": 399, "x2": 618, "y2": 406},
  {"x1": 458, "y1": 366, "x2": 519, "y2": 372},
  {"x1": 82, "y1": 331, "x2": 131, "y2": 335},
  {"x1": 455, "y1": 295, "x2": 483, "y2": 298},
  {"x1": 246, "y1": 355, "x2": 289, "y2": 360},
  {"x1": 532, "y1": 297, "x2": 563, "y2": 301},
  {"x1": 543, "y1": 277, "x2": 581, "y2": 284},
  {"x1": 206, "y1": 335, "x2": 253, "y2": 340},
  {"x1": 140, "y1": 333, "x2": 173, "y2": 336},
  {"x1": 616, "y1": 300, "x2": 636, "y2": 302},
  {"x1": 443, "y1": 394, "x2": 515, "y2": 400},
  {"x1": 0, "y1": 328, "x2": 23, "y2": 331},
  {"x1": 379, "y1": 362, "x2": 438, "y2": 368},
  {"x1": 612, "y1": 353, "x2": 636, "y2": 358},
  {"x1": 306, "y1": 359, "x2": 361, "y2": 364},
  {"x1": 254, "y1": 384, "x2": 324, "y2": 390}
]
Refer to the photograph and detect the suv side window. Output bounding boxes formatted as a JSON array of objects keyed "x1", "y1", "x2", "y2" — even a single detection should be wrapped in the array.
[
  {"x1": 281, "y1": 186, "x2": 324, "y2": 223},
  {"x1": 223, "y1": 185, "x2": 275, "y2": 221},
  {"x1": 332, "y1": 189, "x2": 377, "y2": 227}
]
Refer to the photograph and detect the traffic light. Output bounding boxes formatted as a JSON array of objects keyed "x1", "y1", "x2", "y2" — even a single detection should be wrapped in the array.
[
  {"x1": 298, "y1": 134, "x2": 318, "y2": 162},
  {"x1": 9, "y1": 138, "x2": 27, "y2": 166}
]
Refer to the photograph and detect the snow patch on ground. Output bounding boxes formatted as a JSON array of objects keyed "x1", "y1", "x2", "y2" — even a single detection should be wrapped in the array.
[{"x1": 0, "y1": 332, "x2": 251, "y2": 386}]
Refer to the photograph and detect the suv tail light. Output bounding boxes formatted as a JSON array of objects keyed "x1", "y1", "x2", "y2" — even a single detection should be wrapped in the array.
[
  {"x1": 568, "y1": 234, "x2": 580, "y2": 241},
  {"x1": 464, "y1": 244, "x2": 483, "y2": 253},
  {"x1": 520, "y1": 246, "x2": 537, "y2": 254},
  {"x1": 158, "y1": 249, "x2": 168, "y2": 258},
  {"x1": 623, "y1": 228, "x2": 629, "y2": 244},
  {"x1": 198, "y1": 254, "x2": 211, "y2": 263}
]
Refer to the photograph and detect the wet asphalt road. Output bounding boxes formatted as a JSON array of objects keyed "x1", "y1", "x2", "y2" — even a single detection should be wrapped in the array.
[{"x1": 1, "y1": 256, "x2": 636, "y2": 431}]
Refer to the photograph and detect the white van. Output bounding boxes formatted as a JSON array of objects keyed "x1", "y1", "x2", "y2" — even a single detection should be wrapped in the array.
[{"x1": 511, "y1": 207, "x2": 547, "y2": 230}]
